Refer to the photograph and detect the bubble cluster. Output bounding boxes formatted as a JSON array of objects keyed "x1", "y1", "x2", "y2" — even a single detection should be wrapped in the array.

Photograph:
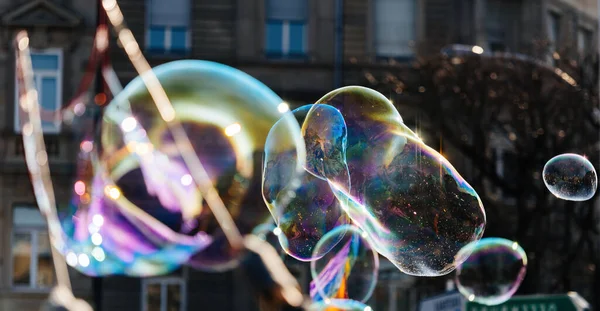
[
  {"x1": 263, "y1": 105, "x2": 350, "y2": 260},
  {"x1": 455, "y1": 237, "x2": 527, "y2": 306},
  {"x1": 56, "y1": 60, "x2": 304, "y2": 275},
  {"x1": 310, "y1": 225, "x2": 379, "y2": 303},
  {"x1": 543, "y1": 153, "x2": 597, "y2": 201},
  {"x1": 315, "y1": 86, "x2": 486, "y2": 276}
]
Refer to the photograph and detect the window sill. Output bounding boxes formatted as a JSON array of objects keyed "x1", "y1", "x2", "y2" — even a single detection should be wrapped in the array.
[
  {"x1": 375, "y1": 55, "x2": 415, "y2": 63},
  {"x1": 145, "y1": 49, "x2": 191, "y2": 58},
  {"x1": 9, "y1": 287, "x2": 52, "y2": 294},
  {"x1": 265, "y1": 53, "x2": 309, "y2": 61}
]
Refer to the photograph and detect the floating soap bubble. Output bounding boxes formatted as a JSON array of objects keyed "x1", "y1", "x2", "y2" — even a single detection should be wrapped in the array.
[
  {"x1": 55, "y1": 60, "x2": 304, "y2": 275},
  {"x1": 317, "y1": 86, "x2": 486, "y2": 276},
  {"x1": 310, "y1": 225, "x2": 379, "y2": 303},
  {"x1": 543, "y1": 153, "x2": 597, "y2": 201},
  {"x1": 308, "y1": 299, "x2": 373, "y2": 311},
  {"x1": 263, "y1": 105, "x2": 349, "y2": 261},
  {"x1": 455, "y1": 237, "x2": 527, "y2": 306}
]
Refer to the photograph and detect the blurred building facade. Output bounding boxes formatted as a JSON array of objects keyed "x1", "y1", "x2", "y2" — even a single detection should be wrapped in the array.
[{"x1": 0, "y1": 0, "x2": 596, "y2": 311}]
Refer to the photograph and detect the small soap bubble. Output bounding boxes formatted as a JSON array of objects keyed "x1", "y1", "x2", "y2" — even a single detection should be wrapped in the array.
[
  {"x1": 310, "y1": 225, "x2": 379, "y2": 303},
  {"x1": 455, "y1": 237, "x2": 527, "y2": 306},
  {"x1": 543, "y1": 153, "x2": 597, "y2": 201}
]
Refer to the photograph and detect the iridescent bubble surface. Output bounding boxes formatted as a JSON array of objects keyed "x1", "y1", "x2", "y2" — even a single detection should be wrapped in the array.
[
  {"x1": 308, "y1": 299, "x2": 373, "y2": 311},
  {"x1": 62, "y1": 173, "x2": 211, "y2": 276},
  {"x1": 56, "y1": 60, "x2": 303, "y2": 275},
  {"x1": 543, "y1": 153, "x2": 597, "y2": 201},
  {"x1": 263, "y1": 105, "x2": 349, "y2": 260},
  {"x1": 316, "y1": 86, "x2": 486, "y2": 276},
  {"x1": 310, "y1": 225, "x2": 379, "y2": 303},
  {"x1": 455, "y1": 237, "x2": 527, "y2": 306}
]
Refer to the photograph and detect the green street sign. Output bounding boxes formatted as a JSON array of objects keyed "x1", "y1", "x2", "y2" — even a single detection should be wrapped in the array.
[{"x1": 466, "y1": 293, "x2": 589, "y2": 311}]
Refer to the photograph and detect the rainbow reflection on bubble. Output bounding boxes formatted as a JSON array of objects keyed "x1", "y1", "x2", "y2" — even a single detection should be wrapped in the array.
[
  {"x1": 315, "y1": 86, "x2": 486, "y2": 276},
  {"x1": 310, "y1": 225, "x2": 379, "y2": 303},
  {"x1": 455, "y1": 237, "x2": 528, "y2": 306},
  {"x1": 308, "y1": 299, "x2": 373, "y2": 311},
  {"x1": 61, "y1": 173, "x2": 211, "y2": 276},
  {"x1": 56, "y1": 60, "x2": 304, "y2": 275},
  {"x1": 263, "y1": 105, "x2": 349, "y2": 260},
  {"x1": 543, "y1": 153, "x2": 597, "y2": 201}
]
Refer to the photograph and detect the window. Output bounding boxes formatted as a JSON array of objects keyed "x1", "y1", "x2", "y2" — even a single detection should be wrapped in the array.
[
  {"x1": 578, "y1": 28, "x2": 592, "y2": 56},
  {"x1": 547, "y1": 12, "x2": 561, "y2": 62},
  {"x1": 485, "y1": 0, "x2": 509, "y2": 52},
  {"x1": 374, "y1": 0, "x2": 416, "y2": 58},
  {"x1": 141, "y1": 277, "x2": 186, "y2": 311},
  {"x1": 11, "y1": 206, "x2": 54, "y2": 290},
  {"x1": 265, "y1": 0, "x2": 308, "y2": 57},
  {"x1": 14, "y1": 49, "x2": 63, "y2": 133},
  {"x1": 146, "y1": 0, "x2": 190, "y2": 54}
]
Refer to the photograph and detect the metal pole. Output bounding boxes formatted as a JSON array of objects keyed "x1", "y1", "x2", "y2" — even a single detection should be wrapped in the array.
[{"x1": 333, "y1": 0, "x2": 344, "y2": 88}]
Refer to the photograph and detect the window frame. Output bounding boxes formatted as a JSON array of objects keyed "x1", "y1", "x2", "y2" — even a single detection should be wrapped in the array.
[
  {"x1": 13, "y1": 48, "x2": 63, "y2": 134},
  {"x1": 141, "y1": 275, "x2": 187, "y2": 311},
  {"x1": 145, "y1": 0, "x2": 191, "y2": 54},
  {"x1": 264, "y1": 0, "x2": 308, "y2": 58},
  {"x1": 10, "y1": 206, "x2": 53, "y2": 292},
  {"x1": 577, "y1": 27, "x2": 592, "y2": 56},
  {"x1": 372, "y1": 0, "x2": 417, "y2": 60},
  {"x1": 546, "y1": 10, "x2": 561, "y2": 64}
]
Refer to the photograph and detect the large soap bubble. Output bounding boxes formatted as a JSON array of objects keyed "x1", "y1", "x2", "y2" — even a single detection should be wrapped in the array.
[
  {"x1": 263, "y1": 105, "x2": 349, "y2": 260},
  {"x1": 455, "y1": 237, "x2": 528, "y2": 306},
  {"x1": 310, "y1": 225, "x2": 379, "y2": 303},
  {"x1": 543, "y1": 153, "x2": 597, "y2": 201},
  {"x1": 56, "y1": 60, "x2": 304, "y2": 275},
  {"x1": 316, "y1": 86, "x2": 486, "y2": 276}
]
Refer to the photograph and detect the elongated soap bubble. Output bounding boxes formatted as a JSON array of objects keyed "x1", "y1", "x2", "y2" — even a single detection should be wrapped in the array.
[
  {"x1": 455, "y1": 237, "x2": 527, "y2": 306},
  {"x1": 543, "y1": 153, "x2": 597, "y2": 201},
  {"x1": 317, "y1": 86, "x2": 486, "y2": 276},
  {"x1": 310, "y1": 225, "x2": 379, "y2": 303},
  {"x1": 263, "y1": 105, "x2": 349, "y2": 260}
]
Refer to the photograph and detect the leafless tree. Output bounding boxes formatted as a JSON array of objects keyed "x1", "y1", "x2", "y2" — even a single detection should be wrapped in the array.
[{"x1": 363, "y1": 48, "x2": 600, "y2": 307}]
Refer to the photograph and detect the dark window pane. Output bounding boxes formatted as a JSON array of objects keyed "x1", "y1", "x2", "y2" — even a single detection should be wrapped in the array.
[
  {"x1": 12, "y1": 233, "x2": 32, "y2": 286},
  {"x1": 265, "y1": 21, "x2": 284, "y2": 55},
  {"x1": 289, "y1": 22, "x2": 306, "y2": 55},
  {"x1": 167, "y1": 284, "x2": 182, "y2": 311},
  {"x1": 40, "y1": 77, "x2": 59, "y2": 131},
  {"x1": 37, "y1": 232, "x2": 54, "y2": 287},
  {"x1": 148, "y1": 26, "x2": 166, "y2": 52},
  {"x1": 171, "y1": 27, "x2": 188, "y2": 52},
  {"x1": 147, "y1": 283, "x2": 161, "y2": 311}
]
